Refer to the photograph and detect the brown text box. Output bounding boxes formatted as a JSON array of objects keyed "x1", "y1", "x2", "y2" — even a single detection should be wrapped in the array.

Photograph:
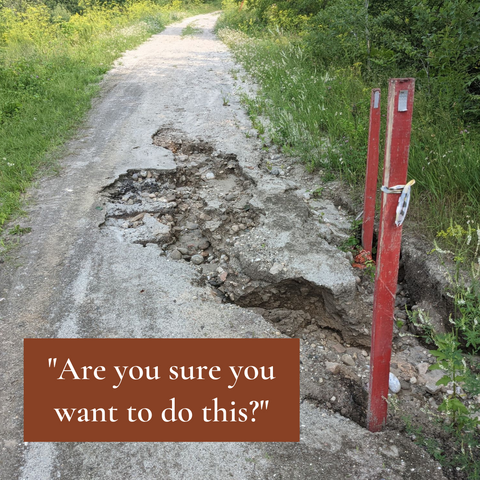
[{"x1": 24, "y1": 338, "x2": 299, "y2": 442}]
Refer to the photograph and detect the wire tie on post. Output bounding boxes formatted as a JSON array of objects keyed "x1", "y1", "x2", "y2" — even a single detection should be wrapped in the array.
[{"x1": 380, "y1": 179, "x2": 415, "y2": 227}]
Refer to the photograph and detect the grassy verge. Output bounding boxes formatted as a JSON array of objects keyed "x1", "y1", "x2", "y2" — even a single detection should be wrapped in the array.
[
  {"x1": 216, "y1": 9, "x2": 480, "y2": 262},
  {"x1": 0, "y1": 0, "x2": 219, "y2": 236}
]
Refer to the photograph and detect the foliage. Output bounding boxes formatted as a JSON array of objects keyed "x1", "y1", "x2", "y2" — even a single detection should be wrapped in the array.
[
  {"x1": 0, "y1": 0, "x2": 216, "y2": 232},
  {"x1": 217, "y1": 0, "x2": 480, "y2": 245}
]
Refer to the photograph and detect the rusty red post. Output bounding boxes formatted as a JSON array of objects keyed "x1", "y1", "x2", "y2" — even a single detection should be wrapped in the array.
[
  {"x1": 362, "y1": 88, "x2": 381, "y2": 253},
  {"x1": 367, "y1": 78, "x2": 415, "y2": 432}
]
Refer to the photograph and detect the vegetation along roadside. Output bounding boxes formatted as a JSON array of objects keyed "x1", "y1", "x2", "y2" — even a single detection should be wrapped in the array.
[
  {"x1": 215, "y1": 1, "x2": 479, "y2": 479},
  {"x1": 0, "y1": 0, "x2": 220, "y2": 246}
]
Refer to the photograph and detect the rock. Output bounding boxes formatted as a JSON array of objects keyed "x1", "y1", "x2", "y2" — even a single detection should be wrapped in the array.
[
  {"x1": 205, "y1": 172, "x2": 215, "y2": 180},
  {"x1": 191, "y1": 255, "x2": 204, "y2": 265},
  {"x1": 270, "y1": 167, "x2": 280, "y2": 176},
  {"x1": 231, "y1": 225, "x2": 240, "y2": 233},
  {"x1": 140, "y1": 170, "x2": 147, "y2": 178},
  {"x1": 225, "y1": 194, "x2": 237, "y2": 201},
  {"x1": 325, "y1": 362, "x2": 340, "y2": 374},
  {"x1": 389, "y1": 372, "x2": 401, "y2": 393},
  {"x1": 331, "y1": 343, "x2": 346, "y2": 354},
  {"x1": 416, "y1": 362, "x2": 430, "y2": 377},
  {"x1": 143, "y1": 214, "x2": 170, "y2": 238},
  {"x1": 219, "y1": 271, "x2": 228, "y2": 282},
  {"x1": 410, "y1": 376, "x2": 417, "y2": 384},
  {"x1": 425, "y1": 372, "x2": 446, "y2": 394},
  {"x1": 177, "y1": 247, "x2": 189, "y2": 255},
  {"x1": 131, "y1": 213, "x2": 145, "y2": 222},
  {"x1": 186, "y1": 222, "x2": 199, "y2": 230},
  {"x1": 400, "y1": 380, "x2": 411, "y2": 390},
  {"x1": 198, "y1": 240, "x2": 210, "y2": 250},
  {"x1": 170, "y1": 250, "x2": 182, "y2": 260},
  {"x1": 341, "y1": 354, "x2": 355, "y2": 366},
  {"x1": 269, "y1": 263, "x2": 283, "y2": 275},
  {"x1": 132, "y1": 173, "x2": 138, "y2": 180}
]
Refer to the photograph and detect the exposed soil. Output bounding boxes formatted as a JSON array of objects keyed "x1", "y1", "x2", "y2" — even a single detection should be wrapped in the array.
[{"x1": 101, "y1": 130, "x2": 480, "y2": 480}]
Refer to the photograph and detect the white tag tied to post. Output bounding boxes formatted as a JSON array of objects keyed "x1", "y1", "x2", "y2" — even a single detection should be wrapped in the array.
[{"x1": 380, "y1": 179, "x2": 415, "y2": 227}]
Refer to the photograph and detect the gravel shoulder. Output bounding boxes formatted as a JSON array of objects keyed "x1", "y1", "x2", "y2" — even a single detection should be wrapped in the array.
[{"x1": 0, "y1": 12, "x2": 445, "y2": 480}]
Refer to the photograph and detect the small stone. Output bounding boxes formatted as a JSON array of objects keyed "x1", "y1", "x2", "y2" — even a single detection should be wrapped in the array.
[
  {"x1": 417, "y1": 362, "x2": 429, "y2": 376},
  {"x1": 132, "y1": 173, "x2": 138, "y2": 180},
  {"x1": 205, "y1": 172, "x2": 215, "y2": 180},
  {"x1": 231, "y1": 225, "x2": 240, "y2": 233},
  {"x1": 400, "y1": 380, "x2": 411, "y2": 390},
  {"x1": 302, "y1": 192, "x2": 311, "y2": 200},
  {"x1": 269, "y1": 263, "x2": 283, "y2": 275},
  {"x1": 140, "y1": 170, "x2": 147, "y2": 178},
  {"x1": 325, "y1": 362, "x2": 340, "y2": 374},
  {"x1": 330, "y1": 396, "x2": 336, "y2": 402},
  {"x1": 198, "y1": 240, "x2": 210, "y2": 250},
  {"x1": 186, "y1": 222, "x2": 199, "y2": 230},
  {"x1": 149, "y1": 193, "x2": 156, "y2": 198},
  {"x1": 389, "y1": 372, "x2": 401, "y2": 393},
  {"x1": 131, "y1": 213, "x2": 145, "y2": 222},
  {"x1": 331, "y1": 343, "x2": 346, "y2": 354},
  {"x1": 177, "y1": 247, "x2": 189, "y2": 255},
  {"x1": 270, "y1": 167, "x2": 280, "y2": 176},
  {"x1": 361, "y1": 350, "x2": 368, "y2": 357},
  {"x1": 170, "y1": 250, "x2": 182, "y2": 261},
  {"x1": 219, "y1": 272, "x2": 228, "y2": 282},
  {"x1": 342, "y1": 354, "x2": 355, "y2": 366},
  {"x1": 191, "y1": 255, "x2": 204, "y2": 265},
  {"x1": 225, "y1": 194, "x2": 237, "y2": 201},
  {"x1": 426, "y1": 379, "x2": 443, "y2": 394},
  {"x1": 410, "y1": 377, "x2": 417, "y2": 384}
]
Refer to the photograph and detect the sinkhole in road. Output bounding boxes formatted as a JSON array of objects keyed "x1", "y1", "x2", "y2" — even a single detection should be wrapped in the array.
[{"x1": 100, "y1": 129, "x2": 372, "y2": 426}]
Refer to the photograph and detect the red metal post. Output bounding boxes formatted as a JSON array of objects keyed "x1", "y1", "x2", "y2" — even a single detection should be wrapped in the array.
[
  {"x1": 367, "y1": 78, "x2": 415, "y2": 432},
  {"x1": 362, "y1": 88, "x2": 381, "y2": 253}
]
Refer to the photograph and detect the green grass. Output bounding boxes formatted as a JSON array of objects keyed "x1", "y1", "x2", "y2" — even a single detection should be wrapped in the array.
[
  {"x1": 217, "y1": 24, "x2": 480, "y2": 258},
  {"x1": 0, "y1": 1, "x2": 220, "y2": 236}
]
